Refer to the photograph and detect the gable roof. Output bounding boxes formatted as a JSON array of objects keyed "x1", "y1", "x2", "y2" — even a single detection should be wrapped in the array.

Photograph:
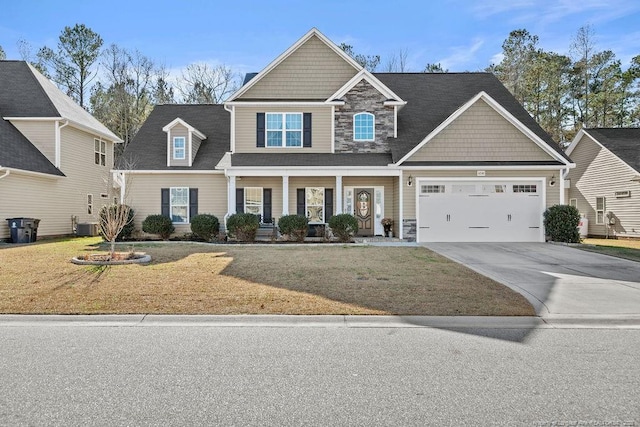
[
  {"x1": 0, "y1": 117, "x2": 64, "y2": 176},
  {"x1": 374, "y1": 72, "x2": 572, "y2": 165},
  {"x1": 0, "y1": 61, "x2": 121, "y2": 142},
  {"x1": 119, "y1": 104, "x2": 229, "y2": 170},
  {"x1": 227, "y1": 28, "x2": 362, "y2": 102},
  {"x1": 574, "y1": 128, "x2": 640, "y2": 173},
  {"x1": 162, "y1": 117, "x2": 206, "y2": 139}
]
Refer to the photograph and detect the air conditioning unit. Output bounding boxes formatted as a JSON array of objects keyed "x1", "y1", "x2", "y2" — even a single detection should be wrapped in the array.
[{"x1": 76, "y1": 222, "x2": 99, "y2": 236}]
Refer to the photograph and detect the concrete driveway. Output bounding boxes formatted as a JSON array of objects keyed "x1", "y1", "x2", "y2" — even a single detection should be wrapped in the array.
[{"x1": 423, "y1": 243, "x2": 640, "y2": 318}]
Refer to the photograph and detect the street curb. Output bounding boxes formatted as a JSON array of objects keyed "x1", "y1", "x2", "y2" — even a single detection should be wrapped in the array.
[{"x1": 1, "y1": 314, "x2": 640, "y2": 329}]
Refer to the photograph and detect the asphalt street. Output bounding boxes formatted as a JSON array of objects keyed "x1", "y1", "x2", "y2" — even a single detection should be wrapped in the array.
[{"x1": 1, "y1": 320, "x2": 639, "y2": 426}]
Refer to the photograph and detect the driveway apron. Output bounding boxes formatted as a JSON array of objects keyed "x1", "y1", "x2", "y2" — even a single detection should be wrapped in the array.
[{"x1": 423, "y1": 243, "x2": 640, "y2": 317}]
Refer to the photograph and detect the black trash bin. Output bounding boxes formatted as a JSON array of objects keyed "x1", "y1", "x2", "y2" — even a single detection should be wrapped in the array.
[{"x1": 5, "y1": 218, "x2": 40, "y2": 243}]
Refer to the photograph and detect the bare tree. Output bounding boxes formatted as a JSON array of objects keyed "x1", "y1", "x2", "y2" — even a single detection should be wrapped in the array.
[
  {"x1": 98, "y1": 158, "x2": 135, "y2": 259},
  {"x1": 570, "y1": 25, "x2": 596, "y2": 128},
  {"x1": 176, "y1": 63, "x2": 238, "y2": 103},
  {"x1": 384, "y1": 48, "x2": 409, "y2": 72}
]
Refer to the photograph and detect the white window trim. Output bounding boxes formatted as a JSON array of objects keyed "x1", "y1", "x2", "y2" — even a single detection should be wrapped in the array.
[
  {"x1": 173, "y1": 137, "x2": 186, "y2": 160},
  {"x1": 87, "y1": 194, "x2": 93, "y2": 215},
  {"x1": 244, "y1": 187, "x2": 264, "y2": 219},
  {"x1": 170, "y1": 187, "x2": 189, "y2": 224},
  {"x1": 94, "y1": 138, "x2": 106, "y2": 166},
  {"x1": 266, "y1": 112, "x2": 303, "y2": 148},
  {"x1": 595, "y1": 196, "x2": 605, "y2": 225},
  {"x1": 306, "y1": 187, "x2": 325, "y2": 224},
  {"x1": 569, "y1": 198, "x2": 577, "y2": 208},
  {"x1": 353, "y1": 112, "x2": 375, "y2": 142}
]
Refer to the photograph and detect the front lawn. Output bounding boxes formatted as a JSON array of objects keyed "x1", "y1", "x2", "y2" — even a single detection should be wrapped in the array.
[
  {"x1": 579, "y1": 238, "x2": 640, "y2": 263},
  {"x1": 0, "y1": 238, "x2": 534, "y2": 315}
]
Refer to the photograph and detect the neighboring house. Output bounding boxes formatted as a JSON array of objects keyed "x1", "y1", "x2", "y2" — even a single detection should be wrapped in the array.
[
  {"x1": 566, "y1": 128, "x2": 640, "y2": 238},
  {"x1": 118, "y1": 28, "x2": 573, "y2": 242},
  {"x1": 0, "y1": 60, "x2": 123, "y2": 240}
]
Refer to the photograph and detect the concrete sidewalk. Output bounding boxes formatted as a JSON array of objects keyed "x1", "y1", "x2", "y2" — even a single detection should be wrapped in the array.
[
  {"x1": 1, "y1": 314, "x2": 640, "y2": 329},
  {"x1": 424, "y1": 242, "x2": 640, "y2": 317}
]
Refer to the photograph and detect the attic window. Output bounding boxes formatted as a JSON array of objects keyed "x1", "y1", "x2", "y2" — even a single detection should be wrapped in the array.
[
  {"x1": 173, "y1": 137, "x2": 186, "y2": 160},
  {"x1": 353, "y1": 112, "x2": 374, "y2": 141}
]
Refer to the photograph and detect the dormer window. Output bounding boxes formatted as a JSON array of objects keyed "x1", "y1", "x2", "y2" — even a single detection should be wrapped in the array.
[
  {"x1": 266, "y1": 113, "x2": 302, "y2": 147},
  {"x1": 173, "y1": 137, "x2": 186, "y2": 160},
  {"x1": 354, "y1": 112, "x2": 374, "y2": 141}
]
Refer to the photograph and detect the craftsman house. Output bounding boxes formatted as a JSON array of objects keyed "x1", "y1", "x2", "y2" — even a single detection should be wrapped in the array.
[
  {"x1": 566, "y1": 128, "x2": 640, "y2": 238},
  {"x1": 0, "y1": 61, "x2": 122, "y2": 240},
  {"x1": 118, "y1": 28, "x2": 574, "y2": 242}
]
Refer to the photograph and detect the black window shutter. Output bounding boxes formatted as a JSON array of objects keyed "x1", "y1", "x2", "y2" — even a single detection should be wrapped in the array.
[
  {"x1": 161, "y1": 188, "x2": 170, "y2": 218},
  {"x1": 324, "y1": 189, "x2": 333, "y2": 222},
  {"x1": 236, "y1": 188, "x2": 244, "y2": 214},
  {"x1": 257, "y1": 113, "x2": 265, "y2": 147},
  {"x1": 263, "y1": 188, "x2": 272, "y2": 224},
  {"x1": 303, "y1": 113, "x2": 312, "y2": 147},
  {"x1": 296, "y1": 188, "x2": 306, "y2": 216},
  {"x1": 189, "y1": 188, "x2": 198, "y2": 219}
]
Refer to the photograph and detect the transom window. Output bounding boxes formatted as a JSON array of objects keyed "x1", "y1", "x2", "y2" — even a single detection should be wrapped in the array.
[
  {"x1": 353, "y1": 112, "x2": 374, "y2": 141},
  {"x1": 266, "y1": 113, "x2": 302, "y2": 147},
  {"x1": 513, "y1": 184, "x2": 537, "y2": 193},
  {"x1": 596, "y1": 196, "x2": 605, "y2": 224},
  {"x1": 306, "y1": 187, "x2": 324, "y2": 223},
  {"x1": 244, "y1": 187, "x2": 263, "y2": 217},
  {"x1": 170, "y1": 187, "x2": 189, "y2": 223},
  {"x1": 173, "y1": 137, "x2": 186, "y2": 160},
  {"x1": 94, "y1": 139, "x2": 106, "y2": 166},
  {"x1": 421, "y1": 185, "x2": 445, "y2": 194}
]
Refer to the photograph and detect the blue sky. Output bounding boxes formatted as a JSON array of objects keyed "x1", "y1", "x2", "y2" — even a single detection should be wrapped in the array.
[{"x1": 1, "y1": 0, "x2": 639, "y2": 77}]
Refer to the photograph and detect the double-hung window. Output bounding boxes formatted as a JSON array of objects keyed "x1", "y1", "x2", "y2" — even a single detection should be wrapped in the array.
[
  {"x1": 353, "y1": 112, "x2": 374, "y2": 141},
  {"x1": 94, "y1": 139, "x2": 106, "y2": 166},
  {"x1": 266, "y1": 113, "x2": 302, "y2": 147},
  {"x1": 173, "y1": 137, "x2": 186, "y2": 160},
  {"x1": 596, "y1": 197, "x2": 605, "y2": 224},
  {"x1": 170, "y1": 187, "x2": 189, "y2": 223}
]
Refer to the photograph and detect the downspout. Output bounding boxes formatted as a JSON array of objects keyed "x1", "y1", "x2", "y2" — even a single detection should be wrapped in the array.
[
  {"x1": 224, "y1": 104, "x2": 235, "y2": 153},
  {"x1": 55, "y1": 120, "x2": 70, "y2": 168}
]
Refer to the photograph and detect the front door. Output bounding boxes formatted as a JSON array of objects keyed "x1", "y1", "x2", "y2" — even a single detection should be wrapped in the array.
[{"x1": 355, "y1": 188, "x2": 374, "y2": 236}]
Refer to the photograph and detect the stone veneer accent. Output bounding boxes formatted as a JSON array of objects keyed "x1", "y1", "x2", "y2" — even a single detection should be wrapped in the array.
[
  {"x1": 403, "y1": 219, "x2": 417, "y2": 242},
  {"x1": 334, "y1": 79, "x2": 394, "y2": 153}
]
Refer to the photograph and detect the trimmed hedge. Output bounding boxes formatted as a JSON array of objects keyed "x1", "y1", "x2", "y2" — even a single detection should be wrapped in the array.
[
  {"x1": 98, "y1": 204, "x2": 135, "y2": 241},
  {"x1": 543, "y1": 204, "x2": 581, "y2": 243},
  {"x1": 226, "y1": 213, "x2": 259, "y2": 242},
  {"x1": 190, "y1": 214, "x2": 220, "y2": 241},
  {"x1": 278, "y1": 214, "x2": 309, "y2": 242},
  {"x1": 328, "y1": 214, "x2": 358, "y2": 242},
  {"x1": 142, "y1": 214, "x2": 175, "y2": 240}
]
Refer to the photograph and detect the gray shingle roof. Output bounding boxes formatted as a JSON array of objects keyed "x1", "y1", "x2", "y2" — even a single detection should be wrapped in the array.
[
  {"x1": 231, "y1": 153, "x2": 392, "y2": 167},
  {"x1": 0, "y1": 61, "x2": 121, "y2": 141},
  {"x1": 0, "y1": 117, "x2": 64, "y2": 176},
  {"x1": 585, "y1": 128, "x2": 640, "y2": 173},
  {"x1": 120, "y1": 104, "x2": 230, "y2": 170},
  {"x1": 373, "y1": 72, "x2": 572, "y2": 164}
]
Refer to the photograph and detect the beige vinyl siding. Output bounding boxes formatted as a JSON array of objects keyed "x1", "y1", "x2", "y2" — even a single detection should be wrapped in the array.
[
  {"x1": 236, "y1": 177, "x2": 283, "y2": 220},
  {"x1": 169, "y1": 125, "x2": 189, "y2": 166},
  {"x1": 402, "y1": 169, "x2": 560, "y2": 219},
  {"x1": 342, "y1": 177, "x2": 395, "y2": 220},
  {"x1": 234, "y1": 106, "x2": 332, "y2": 153},
  {"x1": 126, "y1": 173, "x2": 227, "y2": 236},
  {"x1": 567, "y1": 135, "x2": 640, "y2": 237},
  {"x1": 10, "y1": 121, "x2": 56, "y2": 164},
  {"x1": 407, "y1": 99, "x2": 554, "y2": 162},
  {"x1": 239, "y1": 35, "x2": 358, "y2": 100},
  {"x1": 0, "y1": 125, "x2": 116, "y2": 239}
]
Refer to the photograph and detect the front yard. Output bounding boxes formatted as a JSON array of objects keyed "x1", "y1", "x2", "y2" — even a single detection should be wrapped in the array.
[
  {"x1": 0, "y1": 238, "x2": 534, "y2": 316},
  {"x1": 579, "y1": 238, "x2": 640, "y2": 263}
]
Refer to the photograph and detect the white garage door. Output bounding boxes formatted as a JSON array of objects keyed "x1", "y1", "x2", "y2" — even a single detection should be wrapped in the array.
[{"x1": 417, "y1": 180, "x2": 544, "y2": 242}]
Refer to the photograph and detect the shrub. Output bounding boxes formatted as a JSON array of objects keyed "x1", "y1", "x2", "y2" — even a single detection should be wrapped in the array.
[
  {"x1": 190, "y1": 214, "x2": 220, "y2": 241},
  {"x1": 328, "y1": 214, "x2": 358, "y2": 243},
  {"x1": 278, "y1": 214, "x2": 309, "y2": 242},
  {"x1": 543, "y1": 204, "x2": 581, "y2": 243},
  {"x1": 226, "y1": 213, "x2": 259, "y2": 242},
  {"x1": 98, "y1": 204, "x2": 135, "y2": 241},
  {"x1": 142, "y1": 214, "x2": 175, "y2": 240}
]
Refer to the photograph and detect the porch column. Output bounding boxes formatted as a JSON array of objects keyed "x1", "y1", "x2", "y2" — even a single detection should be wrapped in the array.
[
  {"x1": 282, "y1": 175, "x2": 289, "y2": 216},
  {"x1": 227, "y1": 175, "x2": 236, "y2": 217},
  {"x1": 335, "y1": 175, "x2": 343, "y2": 214}
]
